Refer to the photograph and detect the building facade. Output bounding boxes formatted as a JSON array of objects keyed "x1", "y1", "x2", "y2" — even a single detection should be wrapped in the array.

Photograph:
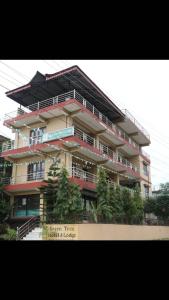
[{"x1": 0, "y1": 66, "x2": 151, "y2": 220}]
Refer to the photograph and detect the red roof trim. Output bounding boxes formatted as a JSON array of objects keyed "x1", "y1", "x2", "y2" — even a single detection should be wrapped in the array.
[
  {"x1": 46, "y1": 66, "x2": 78, "y2": 80},
  {"x1": 6, "y1": 84, "x2": 31, "y2": 96}
]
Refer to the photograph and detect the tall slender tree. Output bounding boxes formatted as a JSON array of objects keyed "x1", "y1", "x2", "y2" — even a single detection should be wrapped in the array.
[{"x1": 91, "y1": 168, "x2": 112, "y2": 223}]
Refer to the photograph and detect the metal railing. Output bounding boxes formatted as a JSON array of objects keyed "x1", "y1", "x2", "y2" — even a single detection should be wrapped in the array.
[
  {"x1": 2, "y1": 171, "x2": 45, "y2": 185},
  {"x1": 4, "y1": 89, "x2": 143, "y2": 151},
  {"x1": 140, "y1": 148, "x2": 150, "y2": 161},
  {"x1": 70, "y1": 166, "x2": 97, "y2": 183},
  {"x1": 16, "y1": 216, "x2": 40, "y2": 240},
  {"x1": 122, "y1": 109, "x2": 150, "y2": 140},
  {"x1": 117, "y1": 154, "x2": 138, "y2": 173},
  {"x1": 99, "y1": 143, "x2": 115, "y2": 160},
  {"x1": 74, "y1": 127, "x2": 96, "y2": 147}
]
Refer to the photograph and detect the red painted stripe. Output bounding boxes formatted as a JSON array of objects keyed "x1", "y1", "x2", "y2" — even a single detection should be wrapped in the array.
[
  {"x1": 4, "y1": 181, "x2": 47, "y2": 192},
  {"x1": 6, "y1": 84, "x2": 31, "y2": 96},
  {"x1": 3, "y1": 98, "x2": 76, "y2": 126}
]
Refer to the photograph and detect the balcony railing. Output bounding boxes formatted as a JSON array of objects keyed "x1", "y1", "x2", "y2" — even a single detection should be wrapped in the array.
[
  {"x1": 1, "y1": 166, "x2": 138, "y2": 190},
  {"x1": 70, "y1": 167, "x2": 97, "y2": 183},
  {"x1": 74, "y1": 127, "x2": 96, "y2": 147},
  {"x1": 1, "y1": 171, "x2": 45, "y2": 185},
  {"x1": 122, "y1": 109, "x2": 150, "y2": 140},
  {"x1": 140, "y1": 148, "x2": 150, "y2": 161},
  {"x1": 4, "y1": 89, "x2": 142, "y2": 151},
  {"x1": 99, "y1": 143, "x2": 115, "y2": 160},
  {"x1": 117, "y1": 155, "x2": 138, "y2": 173}
]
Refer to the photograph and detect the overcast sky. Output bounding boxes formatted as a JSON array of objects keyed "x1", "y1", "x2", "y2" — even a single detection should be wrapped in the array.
[{"x1": 0, "y1": 60, "x2": 168, "y2": 189}]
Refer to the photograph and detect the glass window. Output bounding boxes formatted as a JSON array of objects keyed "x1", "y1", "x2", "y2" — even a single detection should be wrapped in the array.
[
  {"x1": 143, "y1": 163, "x2": 149, "y2": 176},
  {"x1": 29, "y1": 127, "x2": 45, "y2": 145},
  {"x1": 27, "y1": 161, "x2": 45, "y2": 181},
  {"x1": 14, "y1": 194, "x2": 40, "y2": 217}
]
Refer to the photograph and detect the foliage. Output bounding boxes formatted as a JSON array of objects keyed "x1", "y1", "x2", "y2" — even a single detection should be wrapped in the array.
[
  {"x1": 0, "y1": 181, "x2": 10, "y2": 223},
  {"x1": 109, "y1": 185, "x2": 124, "y2": 223},
  {"x1": 91, "y1": 168, "x2": 112, "y2": 223},
  {"x1": 40, "y1": 159, "x2": 60, "y2": 221},
  {"x1": 53, "y1": 167, "x2": 83, "y2": 223},
  {"x1": 154, "y1": 195, "x2": 169, "y2": 222},
  {"x1": 41, "y1": 162, "x2": 83, "y2": 223},
  {"x1": 159, "y1": 182, "x2": 169, "y2": 195},
  {"x1": 0, "y1": 225, "x2": 16, "y2": 240},
  {"x1": 144, "y1": 197, "x2": 156, "y2": 214},
  {"x1": 132, "y1": 186, "x2": 144, "y2": 224},
  {"x1": 122, "y1": 188, "x2": 136, "y2": 224}
]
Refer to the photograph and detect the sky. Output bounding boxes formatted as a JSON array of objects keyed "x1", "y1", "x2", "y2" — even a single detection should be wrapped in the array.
[{"x1": 0, "y1": 59, "x2": 169, "y2": 189}]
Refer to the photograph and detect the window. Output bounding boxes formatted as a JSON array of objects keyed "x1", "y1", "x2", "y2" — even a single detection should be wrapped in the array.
[
  {"x1": 143, "y1": 162, "x2": 149, "y2": 176},
  {"x1": 14, "y1": 194, "x2": 40, "y2": 217},
  {"x1": 27, "y1": 161, "x2": 45, "y2": 181},
  {"x1": 29, "y1": 127, "x2": 45, "y2": 145}
]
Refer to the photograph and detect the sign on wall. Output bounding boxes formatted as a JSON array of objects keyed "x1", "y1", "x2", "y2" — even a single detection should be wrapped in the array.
[
  {"x1": 42, "y1": 127, "x2": 74, "y2": 142},
  {"x1": 43, "y1": 224, "x2": 79, "y2": 240}
]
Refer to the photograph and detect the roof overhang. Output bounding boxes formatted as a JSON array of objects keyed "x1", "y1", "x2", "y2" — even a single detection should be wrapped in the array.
[{"x1": 6, "y1": 66, "x2": 125, "y2": 123}]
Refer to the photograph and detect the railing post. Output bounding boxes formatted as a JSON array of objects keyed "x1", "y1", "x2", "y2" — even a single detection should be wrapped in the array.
[{"x1": 74, "y1": 89, "x2": 75, "y2": 99}]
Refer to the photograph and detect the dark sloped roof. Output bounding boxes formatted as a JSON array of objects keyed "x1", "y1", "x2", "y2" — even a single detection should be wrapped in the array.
[{"x1": 6, "y1": 65, "x2": 125, "y2": 122}]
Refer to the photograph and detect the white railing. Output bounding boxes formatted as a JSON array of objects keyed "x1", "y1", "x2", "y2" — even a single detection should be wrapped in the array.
[
  {"x1": 99, "y1": 143, "x2": 115, "y2": 160},
  {"x1": 117, "y1": 155, "x2": 138, "y2": 173},
  {"x1": 74, "y1": 127, "x2": 96, "y2": 147},
  {"x1": 2, "y1": 171, "x2": 45, "y2": 185},
  {"x1": 70, "y1": 167, "x2": 97, "y2": 183},
  {"x1": 4, "y1": 89, "x2": 141, "y2": 151},
  {"x1": 2, "y1": 137, "x2": 44, "y2": 152},
  {"x1": 140, "y1": 148, "x2": 150, "y2": 161},
  {"x1": 122, "y1": 109, "x2": 150, "y2": 140}
]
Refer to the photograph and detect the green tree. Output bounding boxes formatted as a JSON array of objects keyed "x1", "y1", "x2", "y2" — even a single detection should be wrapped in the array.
[
  {"x1": 114, "y1": 186, "x2": 125, "y2": 223},
  {"x1": 133, "y1": 186, "x2": 144, "y2": 224},
  {"x1": 159, "y1": 182, "x2": 169, "y2": 195},
  {"x1": 91, "y1": 168, "x2": 112, "y2": 223},
  {"x1": 122, "y1": 188, "x2": 136, "y2": 224},
  {"x1": 40, "y1": 159, "x2": 61, "y2": 222},
  {"x1": 144, "y1": 197, "x2": 156, "y2": 214},
  {"x1": 154, "y1": 195, "x2": 169, "y2": 223},
  {"x1": 41, "y1": 164, "x2": 83, "y2": 223},
  {"x1": 53, "y1": 167, "x2": 83, "y2": 223},
  {"x1": 0, "y1": 181, "x2": 10, "y2": 223}
]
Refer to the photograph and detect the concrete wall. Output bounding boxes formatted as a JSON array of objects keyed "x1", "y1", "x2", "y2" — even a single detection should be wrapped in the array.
[
  {"x1": 43, "y1": 224, "x2": 169, "y2": 240},
  {"x1": 77, "y1": 224, "x2": 169, "y2": 240}
]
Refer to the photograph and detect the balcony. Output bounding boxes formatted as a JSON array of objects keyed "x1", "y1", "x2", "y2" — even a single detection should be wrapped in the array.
[
  {"x1": 1, "y1": 165, "x2": 138, "y2": 194},
  {"x1": 3, "y1": 90, "x2": 146, "y2": 156},
  {"x1": 119, "y1": 109, "x2": 150, "y2": 146}
]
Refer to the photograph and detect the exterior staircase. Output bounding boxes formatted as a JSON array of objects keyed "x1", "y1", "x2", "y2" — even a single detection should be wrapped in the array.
[
  {"x1": 16, "y1": 216, "x2": 42, "y2": 240},
  {"x1": 23, "y1": 227, "x2": 43, "y2": 240}
]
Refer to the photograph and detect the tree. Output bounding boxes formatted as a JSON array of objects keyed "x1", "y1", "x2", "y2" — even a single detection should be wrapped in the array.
[
  {"x1": 40, "y1": 159, "x2": 61, "y2": 222},
  {"x1": 41, "y1": 163, "x2": 83, "y2": 223},
  {"x1": 132, "y1": 186, "x2": 144, "y2": 224},
  {"x1": 144, "y1": 197, "x2": 156, "y2": 214},
  {"x1": 154, "y1": 195, "x2": 169, "y2": 223},
  {"x1": 114, "y1": 186, "x2": 125, "y2": 223},
  {"x1": 53, "y1": 167, "x2": 83, "y2": 223},
  {"x1": 0, "y1": 181, "x2": 10, "y2": 223},
  {"x1": 159, "y1": 182, "x2": 169, "y2": 195},
  {"x1": 91, "y1": 168, "x2": 112, "y2": 223},
  {"x1": 122, "y1": 188, "x2": 136, "y2": 224},
  {"x1": 109, "y1": 184, "x2": 123, "y2": 223}
]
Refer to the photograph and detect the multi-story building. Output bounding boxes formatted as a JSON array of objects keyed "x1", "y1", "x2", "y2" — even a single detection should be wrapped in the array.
[
  {"x1": 0, "y1": 65, "x2": 151, "y2": 220},
  {"x1": 0, "y1": 134, "x2": 13, "y2": 179}
]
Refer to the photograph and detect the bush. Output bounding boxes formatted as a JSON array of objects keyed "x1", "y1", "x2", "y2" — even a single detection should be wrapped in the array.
[{"x1": 0, "y1": 226, "x2": 16, "y2": 240}]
